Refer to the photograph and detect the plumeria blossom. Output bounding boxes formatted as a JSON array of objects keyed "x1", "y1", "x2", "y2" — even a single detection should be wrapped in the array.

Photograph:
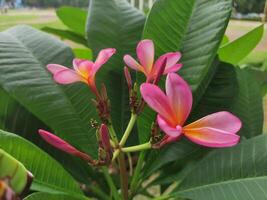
[
  {"x1": 124, "y1": 39, "x2": 182, "y2": 82},
  {"x1": 38, "y1": 129, "x2": 94, "y2": 163},
  {"x1": 140, "y1": 73, "x2": 241, "y2": 148},
  {"x1": 47, "y1": 48, "x2": 116, "y2": 97}
]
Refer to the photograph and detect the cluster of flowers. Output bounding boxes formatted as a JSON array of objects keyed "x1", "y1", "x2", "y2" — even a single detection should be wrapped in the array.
[{"x1": 39, "y1": 40, "x2": 241, "y2": 165}]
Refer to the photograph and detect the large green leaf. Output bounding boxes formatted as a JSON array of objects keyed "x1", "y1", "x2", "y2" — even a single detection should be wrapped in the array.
[
  {"x1": 0, "y1": 89, "x2": 97, "y2": 185},
  {"x1": 138, "y1": 0, "x2": 232, "y2": 142},
  {"x1": 231, "y1": 68, "x2": 263, "y2": 138},
  {"x1": 86, "y1": 0, "x2": 145, "y2": 135},
  {"x1": 189, "y1": 62, "x2": 238, "y2": 122},
  {"x1": 0, "y1": 130, "x2": 82, "y2": 195},
  {"x1": 0, "y1": 149, "x2": 32, "y2": 195},
  {"x1": 0, "y1": 88, "x2": 46, "y2": 138},
  {"x1": 143, "y1": 0, "x2": 232, "y2": 96},
  {"x1": 56, "y1": 6, "x2": 87, "y2": 36},
  {"x1": 73, "y1": 48, "x2": 93, "y2": 60},
  {"x1": 191, "y1": 65, "x2": 263, "y2": 139},
  {"x1": 24, "y1": 192, "x2": 89, "y2": 200},
  {"x1": 174, "y1": 134, "x2": 267, "y2": 200},
  {"x1": 142, "y1": 140, "x2": 203, "y2": 179},
  {"x1": 218, "y1": 25, "x2": 264, "y2": 65},
  {"x1": 0, "y1": 25, "x2": 98, "y2": 156}
]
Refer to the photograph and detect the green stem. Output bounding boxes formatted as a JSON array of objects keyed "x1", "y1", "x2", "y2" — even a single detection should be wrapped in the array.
[
  {"x1": 89, "y1": 184, "x2": 110, "y2": 200},
  {"x1": 119, "y1": 114, "x2": 137, "y2": 146},
  {"x1": 118, "y1": 153, "x2": 129, "y2": 200},
  {"x1": 112, "y1": 114, "x2": 137, "y2": 161},
  {"x1": 102, "y1": 166, "x2": 120, "y2": 200},
  {"x1": 130, "y1": 151, "x2": 145, "y2": 196},
  {"x1": 122, "y1": 142, "x2": 151, "y2": 153},
  {"x1": 108, "y1": 124, "x2": 119, "y2": 144}
]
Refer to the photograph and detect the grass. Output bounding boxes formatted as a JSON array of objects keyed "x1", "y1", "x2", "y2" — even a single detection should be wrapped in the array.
[{"x1": 0, "y1": 9, "x2": 66, "y2": 31}]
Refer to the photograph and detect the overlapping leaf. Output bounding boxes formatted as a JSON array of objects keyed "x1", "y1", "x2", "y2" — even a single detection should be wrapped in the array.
[
  {"x1": 87, "y1": 0, "x2": 145, "y2": 135},
  {"x1": 219, "y1": 25, "x2": 264, "y2": 65},
  {"x1": 24, "y1": 192, "x2": 90, "y2": 200},
  {"x1": 0, "y1": 130, "x2": 82, "y2": 195},
  {"x1": 174, "y1": 135, "x2": 267, "y2": 200},
  {"x1": 0, "y1": 25, "x2": 98, "y2": 156},
  {"x1": 138, "y1": 0, "x2": 232, "y2": 142}
]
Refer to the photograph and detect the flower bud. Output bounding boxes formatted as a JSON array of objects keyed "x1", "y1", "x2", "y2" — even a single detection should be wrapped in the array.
[{"x1": 124, "y1": 67, "x2": 132, "y2": 91}]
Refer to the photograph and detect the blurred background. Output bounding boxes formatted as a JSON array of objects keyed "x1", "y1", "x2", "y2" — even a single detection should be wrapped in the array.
[{"x1": 0, "y1": 0, "x2": 266, "y2": 129}]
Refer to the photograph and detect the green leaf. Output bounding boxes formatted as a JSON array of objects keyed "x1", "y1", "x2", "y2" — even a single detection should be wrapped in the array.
[
  {"x1": 56, "y1": 6, "x2": 87, "y2": 36},
  {"x1": 0, "y1": 25, "x2": 98, "y2": 156},
  {"x1": 86, "y1": 0, "x2": 145, "y2": 135},
  {"x1": 142, "y1": 140, "x2": 203, "y2": 179},
  {"x1": 24, "y1": 192, "x2": 90, "y2": 200},
  {"x1": 73, "y1": 48, "x2": 93, "y2": 60},
  {"x1": 189, "y1": 62, "x2": 238, "y2": 122},
  {"x1": 138, "y1": 0, "x2": 232, "y2": 142},
  {"x1": 0, "y1": 149, "x2": 32, "y2": 195},
  {"x1": 42, "y1": 27, "x2": 87, "y2": 47},
  {"x1": 143, "y1": 0, "x2": 231, "y2": 96},
  {"x1": 0, "y1": 88, "x2": 46, "y2": 138},
  {"x1": 0, "y1": 130, "x2": 82, "y2": 195},
  {"x1": 0, "y1": 89, "x2": 98, "y2": 185},
  {"x1": 191, "y1": 64, "x2": 263, "y2": 139},
  {"x1": 231, "y1": 68, "x2": 263, "y2": 138},
  {"x1": 174, "y1": 134, "x2": 267, "y2": 200},
  {"x1": 218, "y1": 24, "x2": 264, "y2": 65},
  {"x1": 220, "y1": 35, "x2": 229, "y2": 47}
]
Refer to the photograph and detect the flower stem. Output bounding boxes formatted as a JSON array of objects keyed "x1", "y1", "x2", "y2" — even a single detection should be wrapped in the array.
[
  {"x1": 120, "y1": 113, "x2": 137, "y2": 147},
  {"x1": 122, "y1": 142, "x2": 152, "y2": 153},
  {"x1": 108, "y1": 124, "x2": 119, "y2": 144},
  {"x1": 89, "y1": 184, "x2": 110, "y2": 200},
  {"x1": 130, "y1": 151, "x2": 145, "y2": 196},
  {"x1": 112, "y1": 114, "x2": 137, "y2": 161},
  {"x1": 118, "y1": 153, "x2": 129, "y2": 200},
  {"x1": 101, "y1": 166, "x2": 120, "y2": 200}
]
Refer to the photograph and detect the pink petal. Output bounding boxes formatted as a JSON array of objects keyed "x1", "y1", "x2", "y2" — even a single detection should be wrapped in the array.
[
  {"x1": 154, "y1": 52, "x2": 182, "y2": 74},
  {"x1": 157, "y1": 115, "x2": 182, "y2": 137},
  {"x1": 53, "y1": 69, "x2": 83, "y2": 84},
  {"x1": 93, "y1": 48, "x2": 116, "y2": 73},
  {"x1": 123, "y1": 55, "x2": 143, "y2": 72},
  {"x1": 38, "y1": 129, "x2": 92, "y2": 161},
  {"x1": 164, "y1": 63, "x2": 183, "y2": 74},
  {"x1": 166, "y1": 73, "x2": 192, "y2": 126},
  {"x1": 73, "y1": 59, "x2": 94, "y2": 77},
  {"x1": 73, "y1": 58, "x2": 83, "y2": 71},
  {"x1": 184, "y1": 111, "x2": 242, "y2": 133},
  {"x1": 183, "y1": 127, "x2": 240, "y2": 148},
  {"x1": 140, "y1": 83, "x2": 175, "y2": 125},
  {"x1": 137, "y1": 40, "x2": 154, "y2": 72},
  {"x1": 47, "y1": 64, "x2": 68, "y2": 75}
]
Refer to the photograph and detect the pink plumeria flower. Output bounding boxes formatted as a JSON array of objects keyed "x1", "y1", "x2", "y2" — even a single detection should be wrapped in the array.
[
  {"x1": 140, "y1": 73, "x2": 241, "y2": 148},
  {"x1": 47, "y1": 48, "x2": 116, "y2": 97},
  {"x1": 124, "y1": 39, "x2": 182, "y2": 82},
  {"x1": 38, "y1": 129, "x2": 94, "y2": 163}
]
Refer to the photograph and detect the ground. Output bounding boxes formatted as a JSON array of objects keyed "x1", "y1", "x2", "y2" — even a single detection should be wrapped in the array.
[{"x1": 1, "y1": 9, "x2": 267, "y2": 131}]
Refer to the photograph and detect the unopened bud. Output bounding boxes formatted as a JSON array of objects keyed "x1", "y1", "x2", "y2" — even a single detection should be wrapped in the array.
[
  {"x1": 124, "y1": 67, "x2": 132, "y2": 91},
  {"x1": 100, "y1": 83, "x2": 108, "y2": 101},
  {"x1": 98, "y1": 124, "x2": 112, "y2": 163},
  {"x1": 100, "y1": 124, "x2": 112, "y2": 152}
]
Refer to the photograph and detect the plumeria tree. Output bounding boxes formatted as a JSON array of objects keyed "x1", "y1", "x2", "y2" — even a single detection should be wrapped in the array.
[{"x1": 0, "y1": 0, "x2": 266, "y2": 200}]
